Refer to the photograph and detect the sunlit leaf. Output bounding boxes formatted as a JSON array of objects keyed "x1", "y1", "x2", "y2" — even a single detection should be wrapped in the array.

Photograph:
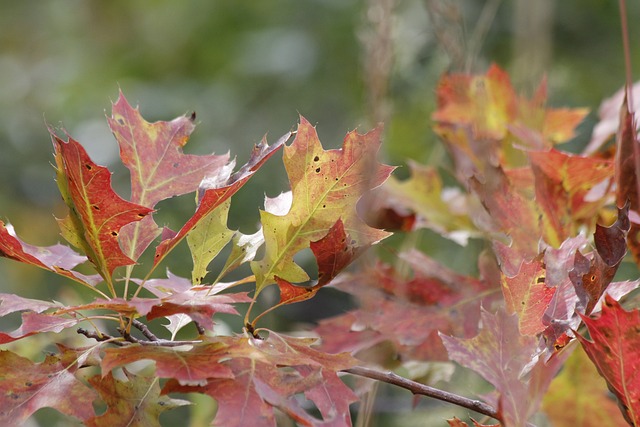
[
  {"x1": 108, "y1": 91, "x2": 230, "y2": 261},
  {"x1": 251, "y1": 117, "x2": 393, "y2": 291}
]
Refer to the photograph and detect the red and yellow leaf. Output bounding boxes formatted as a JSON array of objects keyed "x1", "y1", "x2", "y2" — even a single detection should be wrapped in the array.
[
  {"x1": 501, "y1": 255, "x2": 555, "y2": 336},
  {"x1": 52, "y1": 132, "x2": 152, "y2": 286},
  {"x1": 251, "y1": 117, "x2": 394, "y2": 291}
]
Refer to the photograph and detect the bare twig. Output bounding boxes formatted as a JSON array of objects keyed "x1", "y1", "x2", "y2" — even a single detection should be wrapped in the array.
[
  {"x1": 344, "y1": 366, "x2": 500, "y2": 421},
  {"x1": 77, "y1": 328, "x2": 127, "y2": 346},
  {"x1": 131, "y1": 318, "x2": 159, "y2": 341}
]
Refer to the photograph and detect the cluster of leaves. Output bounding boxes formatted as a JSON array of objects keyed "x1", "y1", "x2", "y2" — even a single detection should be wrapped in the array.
[{"x1": 0, "y1": 64, "x2": 640, "y2": 426}]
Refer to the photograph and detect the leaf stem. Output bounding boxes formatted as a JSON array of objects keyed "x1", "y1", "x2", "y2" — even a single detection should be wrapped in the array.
[{"x1": 344, "y1": 366, "x2": 500, "y2": 421}]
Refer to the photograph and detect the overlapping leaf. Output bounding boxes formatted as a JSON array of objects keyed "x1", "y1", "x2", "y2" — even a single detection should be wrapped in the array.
[
  {"x1": 87, "y1": 369, "x2": 188, "y2": 427},
  {"x1": 108, "y1": 92, "x2": 230, "y2": 261},
  {"x1": 569, "y1": 203, "x2": 629, "y2": 314},
  {"x1": 154, "y1": 132, "x2": 290, "y2": 267},
  {"x1": 0, "y1": 351, "x2": 96, "y2": 424},
  {"x1": 501, "y1": 254, "x2": 555, "y2": 336},
  {"x1": 52, "y1": 132, "x2": 152, "y2": 287},
  {"x1": 102, "y1": 342, "x2": 233, "y2": 385},
  {"x1": 529, "y1": 149, "x2": 614, "y2": 246},
  {"x1": 543, "y1": 345, "x2": 628, "y2": 426},
  {"x1": 441, "y1": 309, "x2": 568, "y2": 427},
  {"x1": 316, "y1": 249, "x2": 500, "y2": 361},
  {"x1": 0, "y1": 221, "x2": 101, "y2": 287},
  {"x1": 252, "y1": 117, "x2": 394, "y2": 291},
  {"x1": 576, "y1": 295, "x2": 640, "y2": 425},
  {"x1": 162, "y1": 333, "x2": 358, "y2": 427}
]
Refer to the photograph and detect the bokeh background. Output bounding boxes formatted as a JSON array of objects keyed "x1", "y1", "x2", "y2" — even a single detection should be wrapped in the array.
[{"x1": 1, "y1": 1, "x2": 638, "y2": 426}]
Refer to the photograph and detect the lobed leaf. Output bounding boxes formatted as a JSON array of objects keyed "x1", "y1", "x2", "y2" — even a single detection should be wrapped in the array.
[
  {"x1": 87, "y1": 369, "x2": 189, "y2": 427},
  {"x1": 154, "y1": 132, "x2": 290, "y2": 267},
  {"x1": 0, "y1": 221, "x2": 101, "y2": 287},
  {"x1": 162, "y1": 333, "x2": 358, "y2": 427},
  {"x1": 51, "y1": 132, "x2": 152, "y2": 285},
  {"x1": 501, "y1": 254, "x2": 555, "y2": 336},
  {"x1": 576, "y1": 295, "x2": 640, "y2": 425},
  {"x1": 0, "y1": 351, "x2": 96, "y2": 424},
  {"x1": 251, "y1": 117, "x2": 394, "y2": 291},
  {"x1": 108, "y1": 91, "x2": 230, "y2": 261}
]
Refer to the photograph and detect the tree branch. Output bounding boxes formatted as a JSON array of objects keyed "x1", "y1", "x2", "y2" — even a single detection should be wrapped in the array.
[{"x1": 344, "y1": 366, "x2": 500, "y2": 421}]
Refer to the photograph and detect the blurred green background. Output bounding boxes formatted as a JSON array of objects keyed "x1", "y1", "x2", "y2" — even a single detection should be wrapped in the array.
[{"x1": 1, "y1": 1, "x2": 638, "y2": 426}]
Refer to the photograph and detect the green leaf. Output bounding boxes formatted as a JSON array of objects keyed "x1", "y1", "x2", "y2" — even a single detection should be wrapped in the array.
[
  {"x1": 186, "y1": 199, "x2": 234, "y2": 284},
  {"x1": 87, "y1": 369, "x2": 189, "y2": 427}
]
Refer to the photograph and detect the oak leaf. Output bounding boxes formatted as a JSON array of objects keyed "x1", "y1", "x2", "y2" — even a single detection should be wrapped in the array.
[
  {"x1": 154, "y1": 132, "x2": 290, "y2": 267},
  {"x1": 543, "y1": 344, "x2": 628, "y2": 426},
  {"x1": 52, "y1": 132, "x2": 152, "y2": 287},
  {"x1": 501, "y1": 254, "x2": 555, "y2": 336},
  {"x1": 87, "y1": 369, "x2": 189, "y2": 427},
  {"x1": 0, "y1": 351, "x2": 96, "y2": 424},
  {"x1": 576, "y1": 295, "x2": 640, "y2": 425},
  {"x1": 162, "y1": 333, "x2": 358, "y2": 427},
  {"x1": 251, "y1": 117, "x2": 394, "y2": 291},
  {"x1": 108, "y1": 92, "x2": 230, "y2": 261}
]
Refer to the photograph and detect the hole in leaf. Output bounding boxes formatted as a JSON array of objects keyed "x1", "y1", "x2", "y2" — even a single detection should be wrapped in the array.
[
  {"x1": 313, "y1": 156, "x2": 320, "y2": 162},
  {"x1": 85, "y1": 164, "x2": 92, "y2": 170},
  {"x1": 117, "y1": 118, "x2": 125, "y2": 125},
  {"x1": 137, "y1": 213, "x2": 146, "y2": 218},
  {"x1": 315, "y1": 167, "x2": 321, "y2": 173},
  {"x1": 111, "y1": 231, "x2": 118, "y2": 237},
  {"x1": 92, "y1": 205, "x2": 100, "y2": 210}
]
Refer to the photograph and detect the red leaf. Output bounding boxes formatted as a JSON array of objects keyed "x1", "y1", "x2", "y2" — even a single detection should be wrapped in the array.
[
  {"x1": 0, "y1": 221, "x2": 100, "y2": 286},
  {"x1": 569, "y1": 204, "x2": 629, "y2": 314},
  {"x1": 276, "y1": 277, "x2": 317, "y2": 305},
  {"x1": 501, "y1": 255, "x2": 556, "y2": 335},
  {"x1": 318, "y1": 251, "x2": 500, "y2": 361},
  {"x1": 154, "y1": 132, "x2": 290, "y2": 266},
  {"x1": 0, "y1": 312, "x2": 80, "y2": 344},
  {"x1": 162, "y1": 333, "x2": 357, "y2": 427},
  {"x1": 470, "y1": 165, "x2": 541, "y2": 277},
  {"x1": 0, "y1": 351, "x2": 96, "y2": 424},
  {"x1": 0, "y1": 293, "x2": 57, "y2": 316},
  {"x1": 146, "y1": 288, "x2": 251, "y2": 330},
  {"x1": 108, "y1": 92, "x2": 230, "y2": 261},
  {"x1": 52, "y1": 132, "x2": 152, "y2": 278},
  {"x1": 311, "y1": 219, "x2": 364, "y2": 287},
  {"x1": 529, "y1": 149, "x2": 613, "y2": 245},
  {"x1": 102, "y1": 342, "x2": 233, "y2": 384},
  {"x1": 576, "y1": 295, "x2": 640, "y2": 425}
]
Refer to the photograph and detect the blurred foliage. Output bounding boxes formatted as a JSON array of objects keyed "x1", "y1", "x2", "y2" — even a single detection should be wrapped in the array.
[{"x1": 0, "y1": 1, "x2": 638, "y2": 425}]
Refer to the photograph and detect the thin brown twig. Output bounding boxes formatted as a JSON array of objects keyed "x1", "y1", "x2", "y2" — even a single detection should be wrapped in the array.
[
  {"x1": 344, "y1": 366, "x2": 500, "y2": 421},
  {"x1": 131, "y1": 318, "x2": 159, "y2": 341}
]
